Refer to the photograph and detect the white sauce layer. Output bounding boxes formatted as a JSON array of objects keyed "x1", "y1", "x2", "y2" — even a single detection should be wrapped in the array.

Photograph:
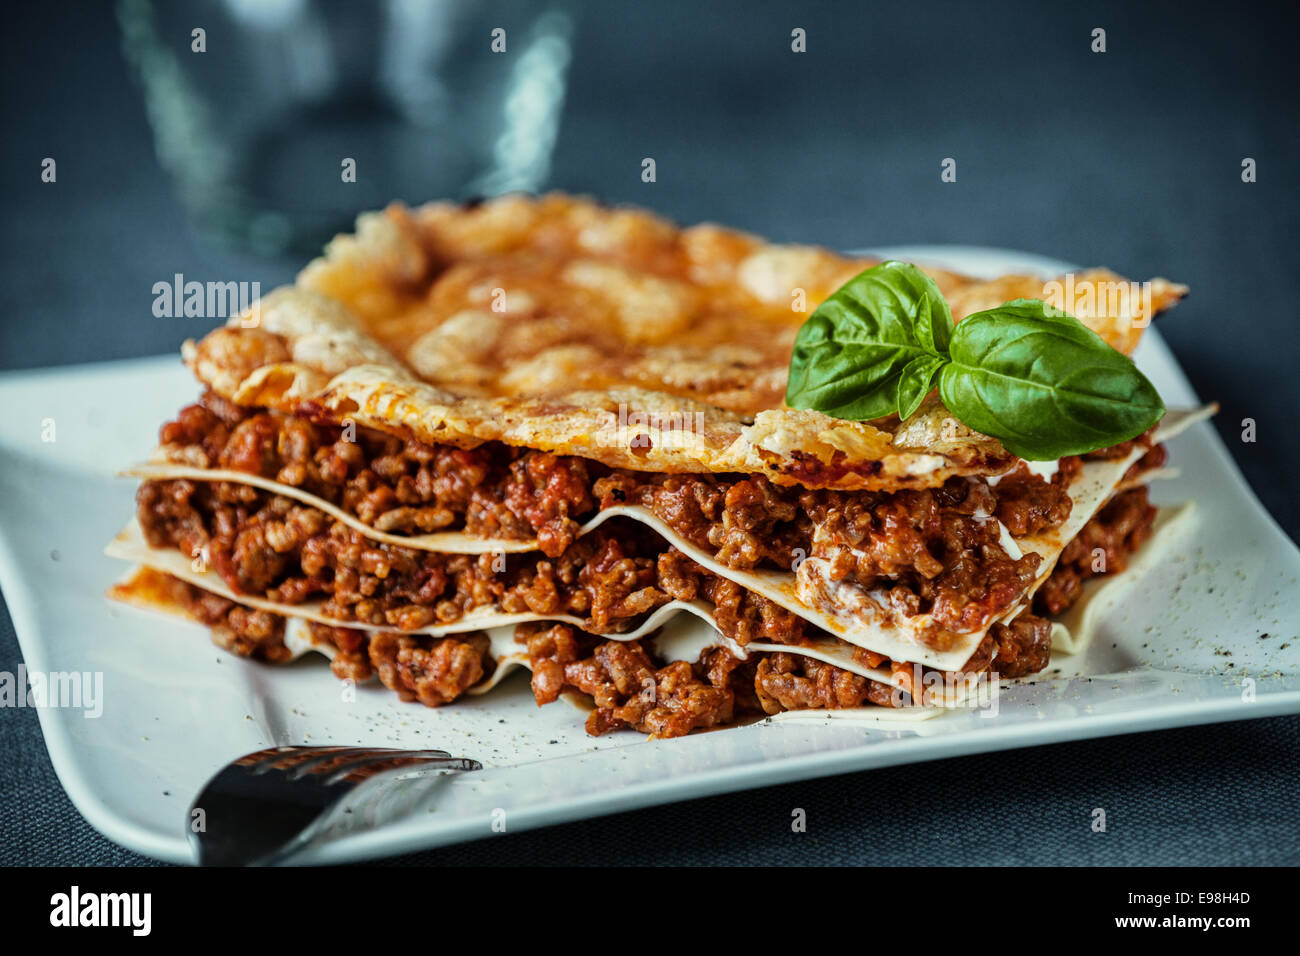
[{"x1": 1023, "y1": 458, "x2": 1061, "y2": 481}]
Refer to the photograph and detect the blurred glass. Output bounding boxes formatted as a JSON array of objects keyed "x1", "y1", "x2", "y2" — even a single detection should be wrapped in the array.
[{"x1": 118, "y1": 0, "x2": 575, "y2": 255}]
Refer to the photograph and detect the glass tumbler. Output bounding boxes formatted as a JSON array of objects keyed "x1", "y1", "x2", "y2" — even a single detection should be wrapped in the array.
[{"x1": 119, "y1": 0, "x2": 576, "y2": 255}]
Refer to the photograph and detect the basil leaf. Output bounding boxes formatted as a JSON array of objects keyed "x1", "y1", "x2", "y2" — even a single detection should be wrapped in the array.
[
  {"x1": 938, "y1": 299, "x2": 1165, "y2": 460},
  {"x1": 785, "y1": 261, "x2": 954, "y2": 420},
  {"x1": 896, "y1": 353, "x2": 949, "y2": 420}
]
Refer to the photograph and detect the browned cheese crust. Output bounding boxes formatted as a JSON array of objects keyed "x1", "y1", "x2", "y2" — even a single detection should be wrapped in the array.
[{"x1": 176, "y1": 193, "x2": 1184, "y2": 491}]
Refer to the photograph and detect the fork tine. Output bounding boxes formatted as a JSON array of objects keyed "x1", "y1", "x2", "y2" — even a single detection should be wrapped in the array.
[
  {"x1": 247, "y1": 745, "x2": 411, "y2": 775},
  {"x1": 316, "y1": 751, "x2": 442, "y2": 782},
  {"x1": 243, "y1": 745, "x2": 346, "y2": 772},
  {"x1": 284, "y1": 747, "x2": 450, "y2": 780},
  {"x1": 323, "y1": 753, "x2": 480, "y2": 785},
  {"x1": 234, "y1": 746, "x2": 296, "y2": 769}
]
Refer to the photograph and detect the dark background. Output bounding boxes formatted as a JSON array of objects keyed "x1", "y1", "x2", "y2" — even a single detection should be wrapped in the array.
[{"x1": 2, "y1": 0, "x2": 1297, "y2": 865}]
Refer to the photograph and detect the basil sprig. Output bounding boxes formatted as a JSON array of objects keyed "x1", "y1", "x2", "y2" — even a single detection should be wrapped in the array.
[
  {"x1": 785, "y1": 261, "x2": 1165, "y2": 459},
  {"x1": 784, "y1": 260, "x2": 955, "y2": 421}
]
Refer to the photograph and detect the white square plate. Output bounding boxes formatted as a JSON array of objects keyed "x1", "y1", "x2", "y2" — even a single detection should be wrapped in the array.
[{"x1": 2, "y1": 246, "x2": 1297, "y2": 865}]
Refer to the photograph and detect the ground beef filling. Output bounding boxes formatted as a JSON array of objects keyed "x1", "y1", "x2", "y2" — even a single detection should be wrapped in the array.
[
  {"x1": 991, "y1": 458, "x2": 1082, "y2": 536},
  {"x1": 156, "y1": 563, "x2": 1058, "y2": 736},
  {"x1": 755, "y1": 652, "x2": 897, "y2": 713},
  {"x1": 156, "y1": 394, "x2": 1072, "y2": 626},
  {"x1": 1120, "y1": 443, "x2": 1169, "y2": 485},
  {"x1": 516, "y1": 610, "x2": 1058, "y2": 735},
  {"x1": 963, "y1": 614, "x2": 1055, "y2": 680},
  {"x1": 655, "y1": 550, "x2": 805, "y2": 645},
  {"x1": 159, "y1": 393, "x2": 596, "y2": 557},
  {"x1": 136, "y1": 477, "x2": 811, "y2": 650},
  {"x1": 136, "y1": 398, "x2": 1165, "y2": 735},
  {"x1": 518, "y1": 622, "x2": 751, "y2": 736},
  {"x1": 1076, "y1": 422, "x2": 1160, "y2": 462},
  {"x1": 170, "y1": 570, "x2": 292, "y2": 663},
  {"x1": 367, "y1": 632, "x2": 492, "y2": 707},
  {"x1": 1035, "y1": 487, "x2": 1158, "y2": 616},
  {"x1": 158, "y1": 570, "x2": 495, "y2": 707},
  {"x1": 597, "y1": 470, "x2": 1046, "y2": 637},
  {"x1": 138, "y1": 470, "x2": 1058, "y2": 676},
  {"x1": 304, "y1": 622, "x2": 377, "y2": 683}
]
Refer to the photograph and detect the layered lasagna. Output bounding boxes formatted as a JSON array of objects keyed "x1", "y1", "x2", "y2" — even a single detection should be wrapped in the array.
[{"x1": 107, "y1": 193, "x2": 1206, "y2": 737}]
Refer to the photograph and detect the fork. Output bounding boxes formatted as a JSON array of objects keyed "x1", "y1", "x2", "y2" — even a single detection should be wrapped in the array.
[{"x1": 187, "y1": 745, "x2": 482, "y2": 866}]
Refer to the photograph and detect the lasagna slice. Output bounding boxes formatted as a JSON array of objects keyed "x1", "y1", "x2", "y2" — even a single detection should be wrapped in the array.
[{"x1": 106, "y1": 193, "x2": 1205, "y2": 737}]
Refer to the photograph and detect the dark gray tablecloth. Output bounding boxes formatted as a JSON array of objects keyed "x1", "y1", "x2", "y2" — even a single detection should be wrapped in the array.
[{"x1": 2, "y1": 0, "x2": 1297, "y2": 865}]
